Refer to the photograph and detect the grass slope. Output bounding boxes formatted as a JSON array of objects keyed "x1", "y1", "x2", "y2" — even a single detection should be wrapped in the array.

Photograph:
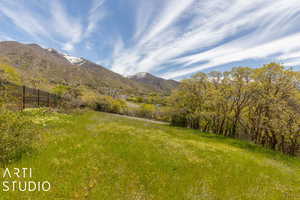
[{"x1": 1, "y1": 111, "x2": 299, "y2": 200}]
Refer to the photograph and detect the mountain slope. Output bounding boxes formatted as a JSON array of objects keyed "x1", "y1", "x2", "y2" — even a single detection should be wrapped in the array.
[
  {"x1": 128, "y1": 72, "x2": 179, "y2": 93},
  {"x1": 0, "y1": 41, "x2": 154, "y2": 95}
]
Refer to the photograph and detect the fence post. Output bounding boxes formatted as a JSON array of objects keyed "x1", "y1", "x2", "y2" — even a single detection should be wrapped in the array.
[
  {"x1": 22, "y1": 85, "x2": 26, "y2": 110},
  {"x1": 37, "y1": 89, "x2": 40, "y2": 107},
  {"x1": 47, "y1": 93, "x2": 50, "y2": 107}
]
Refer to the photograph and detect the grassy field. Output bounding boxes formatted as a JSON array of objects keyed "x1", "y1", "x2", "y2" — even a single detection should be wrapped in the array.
[{"x1": 0, "y1": 110, "x2": 299, "y2": 200}]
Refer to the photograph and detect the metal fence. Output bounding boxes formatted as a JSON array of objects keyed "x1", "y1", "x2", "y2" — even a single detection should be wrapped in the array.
[{"x1": 0, "y1": 81, "x2": 60, "y2": 110}]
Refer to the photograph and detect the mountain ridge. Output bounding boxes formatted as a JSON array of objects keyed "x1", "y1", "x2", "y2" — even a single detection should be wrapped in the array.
[
  {"x1": 128, "y1": 72, "x2": 179, "y2": 93},
  {"x1": 0, "y1": 41, "x2": 179, "y2": 101},
  {"x1": 0, "y1": 41, "x2": 153, "y2": 94}
]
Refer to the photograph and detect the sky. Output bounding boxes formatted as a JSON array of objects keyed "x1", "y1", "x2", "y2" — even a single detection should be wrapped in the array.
[{"x1": 0, "y1": 0, "x2": 300, "y2": 80}]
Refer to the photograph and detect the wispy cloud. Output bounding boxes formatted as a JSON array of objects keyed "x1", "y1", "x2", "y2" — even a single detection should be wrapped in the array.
[
  {"x1": 111, "y1": 0, "x2": 195, "y2": 75},
  {"x1": 0, "y1": 32, "x2": 15, "y2": 41},
  {"x1": 139, "y1": 0, "x2": 195, "y2": 44},
  {"x1": 0, "y1": 1, "x2": 51, "y2": 39},
  {"x1": 84, "y1": 0, "x2": 107, "y2": 40},
  {"x1": 1, "y1": 0, "x2": 300, "y2": 77},
  {"x1": 51, "y1": 0, "x2": 107, "y2": 51},
  {"x1": 163, "y1": 32, "x2": 300, "y2": 79},
  {"x1": 0, "y1": 0, "x2": 106, "y2": 52},
  {"x1": 49, "y1": 1, "x2": 83, "y2": 51},
  {"x1": 110, "y1": 0, "x2": 300, "y2": 79}
]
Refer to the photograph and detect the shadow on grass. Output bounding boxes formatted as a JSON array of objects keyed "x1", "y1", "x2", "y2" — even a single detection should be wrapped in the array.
[
  {"x1": 0, "y1": 146, "x2": 35, "y2": 168},
  {"x1": 200, "y1": 133, "x2": 299, "y2": 162}
]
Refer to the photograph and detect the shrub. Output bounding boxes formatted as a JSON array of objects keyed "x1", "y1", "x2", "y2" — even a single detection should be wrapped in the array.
[
  {"x1": 52, "y1": 84, "x2": 70, "y2": 96},
  {"x1": 0, "y1": 110, "x2": 37, "y2": 165},
  {"x1": 111, "y1": 99, "x2": 128, "y2": 114},
  {"x1": 96, "y1": 96, "x2": 128, "y2": 114},
  {"x1": 0, "y1": 62, "x2": 21, "y2": 84},
  {"x1": 155, "y1": 106, "x2": 172, "y2": 122},
  {"x1": 138, "y1": 104, "x2": 156, "y2": 119}
]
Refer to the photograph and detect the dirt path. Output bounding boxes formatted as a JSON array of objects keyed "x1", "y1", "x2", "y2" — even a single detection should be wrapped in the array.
[{"x1": 109, "y1": 113, "x2": 169, "y2": 125}]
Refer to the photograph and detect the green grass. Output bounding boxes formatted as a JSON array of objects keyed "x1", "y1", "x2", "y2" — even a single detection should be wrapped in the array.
[{"x1": 0, "y1": 110, "x2": 299, "y2": 200}]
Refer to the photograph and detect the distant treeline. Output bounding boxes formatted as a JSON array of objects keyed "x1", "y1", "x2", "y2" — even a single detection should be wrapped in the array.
[{"x1": 170, "y1": 63, "x2": 300, "y2": 155}]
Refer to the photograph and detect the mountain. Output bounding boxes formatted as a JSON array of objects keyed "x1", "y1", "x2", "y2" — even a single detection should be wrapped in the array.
[
  {"x1": 0, "y1": 41, "x2": 156, "y2": 96},
  {"x1": 128, "y1": 72, "x2": 179, "y2": 93}
]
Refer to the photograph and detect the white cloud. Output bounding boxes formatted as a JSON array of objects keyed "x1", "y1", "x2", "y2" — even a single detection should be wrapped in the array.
[
  {"x1": 85, "y1": 0, "x2": 107, "y2": 38},
  {"x1": 0, "y1": 1, "x2": 51, "y2": 39},
  {"x1": 284, "y1": 61, "x2": 300, "y2": 67},
  {"x1": 278, "y1": 51, "x2": 300, "y2": 61},
  {"x1": 0, "y1": 34, "x2": 14, "y2": 41},
  {"x1": 53, "y1": 0, "x2": 106, "y2": 52},
  {"x1": 49, "y1": 1, "x2": 83, "y2": 51},
  {"x1": 162, "y1": 32, "x2": 300, "y2": 79},
  {"x1": 140, "y1": 0, "x2": 195, "y2": 44},
  {"x1": 1, "y1": 0, "x2": 300, "y2": 78},
  {"x1": 62, "y1": 43, "x2": 75, "y2": 51},
  {"x1": 110, "y1": 0, "x2": 300, "y2": 79},
  {"x1": 0, "y1": 0, "x2": 106, "y2": 52}
]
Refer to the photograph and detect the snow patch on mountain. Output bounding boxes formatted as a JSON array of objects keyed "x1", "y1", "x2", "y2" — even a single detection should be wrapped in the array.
[
  {"x1": 46, "y1": 47, "x2": 85, "y2": 65},
  {"x1": 136, "y1": 72, "x2": 148, "y2": 78},
  {"x1": 127, "y1": 72, "x2": 149, "y2": 79},
  {"x1": 63, "y1": 54, "x2": 85, "y2": 65}
]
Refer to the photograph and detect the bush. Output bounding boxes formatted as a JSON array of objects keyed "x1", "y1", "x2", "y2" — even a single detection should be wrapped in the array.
[
  {"x1": 137, "y1": 104, "x2": 156, "y2": 119},
  {"x1": 0, "y1": 110, "x2": 37, "y2": 165},
  {"x1": 96, "y1": 96, "x2": 128, "y2": 114},
  {"x1": 112, "y1": 99, "x2": 128, "y2": 114},
  {"x1": 155, "y1": 106, "x2": 172, "y2": 122}
]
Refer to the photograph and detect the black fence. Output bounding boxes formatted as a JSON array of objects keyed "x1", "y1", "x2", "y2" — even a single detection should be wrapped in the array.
[{"x1": 0, "y1": 81, "x2": 60, "y2": 110}]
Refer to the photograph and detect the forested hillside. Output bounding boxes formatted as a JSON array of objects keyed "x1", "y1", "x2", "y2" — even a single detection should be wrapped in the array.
[{"x1": 170, "y1": 63, "x2": 300, "y2": 155}]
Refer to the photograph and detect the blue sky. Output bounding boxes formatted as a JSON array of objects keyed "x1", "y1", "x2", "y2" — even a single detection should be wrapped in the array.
[{"x1": 0, "y1": 0, "x2": 300, "y2": 80}]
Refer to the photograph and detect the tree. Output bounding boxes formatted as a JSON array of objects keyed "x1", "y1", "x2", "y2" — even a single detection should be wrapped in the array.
[{"x1": 169, "y1": 63, "x2": 300, "y2": 155}]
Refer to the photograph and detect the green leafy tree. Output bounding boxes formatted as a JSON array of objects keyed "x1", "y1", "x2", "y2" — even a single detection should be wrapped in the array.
[{"x1": 170, "y1": 63, "x2": 300, "y2": 155}]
